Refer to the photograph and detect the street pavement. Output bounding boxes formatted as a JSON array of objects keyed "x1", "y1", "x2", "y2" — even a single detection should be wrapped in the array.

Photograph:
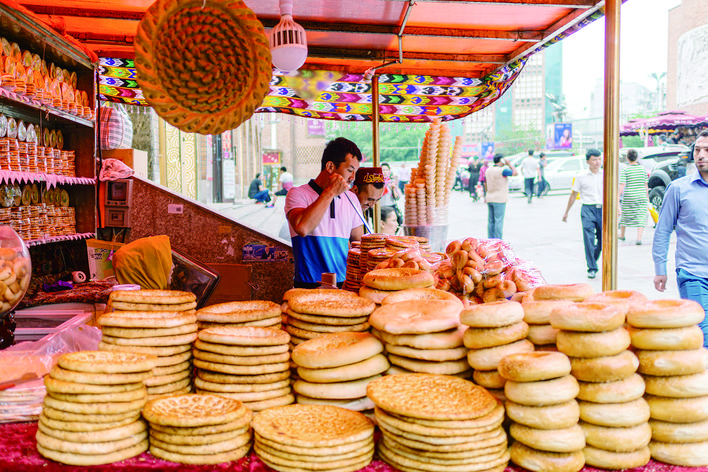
[{"x1": 218, "y1": 188, "x2": 680, "y2": 300}]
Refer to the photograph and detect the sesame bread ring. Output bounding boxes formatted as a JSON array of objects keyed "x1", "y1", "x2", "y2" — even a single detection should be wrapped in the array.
[
  {"x1": 644, "y1": 370, "x2": 708, "y2": 398},
  {"x1": 583, "y1": 446, "x2": 650, "y2": 470},
  {"x1": 578, "y1": 398, "x2": 650, "y2": 427},
  {"x1": 581, "y1": 422, "x2": 651, "y2": 452},
  {"x1": 569, "y1": 351, "x2": 639, "y2": 382},
  {"x1": 649, "y1": 440, "x2": 708, "y2": 467},
  {"x1": 381, "y1": 287, "x2": 462, "y2": 309},
  {"x1": 627, "y1": 299, "x2": 705, "y2": 328},
  {"x1": 287, "y1": 290, "x2": 375, "y2": 317},
  {"x1": 498, "y1": 351, "x2": 572, "y2": 382},
  {"x1": 556, "y1": 327, "x2": 630, "y2": 358},
  {"x1": 637, "y1": 348, "x2": 708, "y2": 376},
  {"x1": 291, "y1": 332, "x2": 383, "y2": 369},
  {"x1": 509, "y1": 441, "x2": 585, "y2": 472},
  {"x1": 472, "y1": 370, "x2": 506, "y2": 389},
  {"x1": 549, "y1": 302, "x2": 625, "y2": 332},
  {"x1": 510, "y1": 423, "x2": 585, "y2": 453},
  {"x1": 650, "y1": 418, "x2": 708, "y2": 443},
  {"x1": 522, "y1": 300, "x2": 572, "y2": 325},
  {"x1": 585, "y1": 290, "x2": 647, "y2": 309},
  {"x1": 504, "y1": 375, "x2": 579, "y2": 406},
  {"x1": 462, "y1": 321, "x2": 529, "y2": 349},
  {"x1": 505, "y1": 400, "x2": 580, "y2": 430},
  {"x1": 466, "y1": 339, "x2": 534, "y2": 371},
  {"x1": 532, "y1": 284, "x2": 593, "y2": 302},
  {"x1": 577, "y1": 374, "x2": 645, "y2": 403},
  {"x1": 628, "y1": 325, "x2": 704, "y2": 351},
  {"x1": 460, "y1": 300, "x2": 524, "y2": 328},
  {"x1": 362, "y1": 268, "x2": 434, "y2": 291},
  {"x1": 369, "y1": 300, "x2": 461, "y2": 335},
  {"x1": 526, "y1": 324, "x2": 559, "y2": 345},
  {"x1": 645, "y1": 394, "x2": 708, "y2": 423}
]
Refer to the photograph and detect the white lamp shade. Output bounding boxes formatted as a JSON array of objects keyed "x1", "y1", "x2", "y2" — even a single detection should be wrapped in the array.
[{"x1": 271, "y1": 44, "x2": 308, "y2": 73}]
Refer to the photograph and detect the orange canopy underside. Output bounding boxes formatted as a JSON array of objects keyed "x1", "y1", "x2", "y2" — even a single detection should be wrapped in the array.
[{"x1": 17, "y1": 0, "x2": 605, "y2": 78}]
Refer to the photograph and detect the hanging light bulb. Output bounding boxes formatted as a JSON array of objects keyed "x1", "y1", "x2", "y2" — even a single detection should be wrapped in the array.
[{"x1": 269, "y1": 0, "x2": 308, "y2": 73}]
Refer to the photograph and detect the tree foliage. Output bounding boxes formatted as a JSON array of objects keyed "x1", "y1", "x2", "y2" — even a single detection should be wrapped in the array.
[
  {"x1": 494, "y1": 123, "x2": 545, "y2": 156},
  {"x1": 324, "y1": 122, "x2": 434, "y2": 163}
]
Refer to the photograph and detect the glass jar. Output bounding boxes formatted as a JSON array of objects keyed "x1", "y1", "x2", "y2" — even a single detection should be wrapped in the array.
[{"x1": 0, "y1": 225, "x2": 32, "y2": 349}]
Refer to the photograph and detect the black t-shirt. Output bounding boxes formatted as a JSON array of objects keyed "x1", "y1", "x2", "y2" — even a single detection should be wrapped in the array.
[{"x1": 248, "y1": 178, "x2": 261, "y2": 199}]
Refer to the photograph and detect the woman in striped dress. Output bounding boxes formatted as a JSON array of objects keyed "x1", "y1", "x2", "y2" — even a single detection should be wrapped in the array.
[{"x1": 619, "y1": 149, "x2": 649, "y2": 244}]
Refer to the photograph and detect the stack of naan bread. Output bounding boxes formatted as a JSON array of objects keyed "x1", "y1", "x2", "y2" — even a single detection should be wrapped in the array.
[
  {"x1": 369, "y1": 373, "x2": 509, "y2": 472},
  {"x1": 36, "y1": 351, "x2": 155, "y2": 465},
  {"x1": 193, "y1": 326, "x2": 293, "y2": 411},
  {"x1": 196, "y1": 300, "x2": 282, "y2": 330},
  {"x1": 627, "y1": 299, "x2": 708, "y2": 467},
  {"x1": 500, "y1": 352, "x2": 585, "y2": 472},
  {"x1": 370, "y1": 295, "x2": 470, "y2": 378},
  {"x1": 98, "y1": 290, "x2": 197, "y2": 399},
  {"x1": 291, "y1": 332, "x2": 387, "y2": 412},
  {"x1": 252, "y1": 404, "x2": 375, "y2": 472},
  {"x1": 360, "y1": 268, "x2": 434, "y2": 304},
  {"x1": 461, "y1": 300, "x2": 534, "y2": 399},
  {"x1": 358, "y1": 233, "x2": 387, "y2": 279},
  {"x1": 142, "y1": 394, "x2": 252, "y2": 464},
  {"x1": 284, "y1": 289, "x2": 374, "y2": 347}
]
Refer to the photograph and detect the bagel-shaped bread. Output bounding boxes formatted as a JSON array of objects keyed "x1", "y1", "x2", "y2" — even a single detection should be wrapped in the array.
[
  {"x1": 462, "y1": 322, "x2": 528, "y2": 349},
  {"x1": 460, "y1": 300, "x2": 524, "y2": 328},
  {"x1": 522, "y1": 300, "x2": 573, "y2": 325},
  {"x1": 287, "y1": 290, "x2": 375, "y2": 317},
  {"x1": 466, "y1": 339, "x2": 534, "y2": 371},
  {"x1": 649, "y1": 440, "x2": 708, "y2": 467},
  {"x1": 472, "y1": 369, "x2": 506, "y2": 389},
  {"x1": 627, "y1": 299, "x2": 705, "y2": 328},
  {"x1": 556, "y1": 327, "x2": 630, "y2": 358},
  {"x1": 526, "y1": 324, "x2": 559, "y2": 345},
  {"x1": 291, "y1": 332, "x2": 383, "y2": 368},
  {"x1": 510, "y1": 423, "x2": 585, "y2": 453},
  {"x1": 498, "y1": 351, "x2": 571, "y2": 382},
  {"x1": 645, "y1": 394, "x2": 708, "y2": 423},
  {"x1": 578, "y1": 398, "x2": 650, "y2": 427},
  {"x1": 505, "y1": 400, "x2": 580, "y2": 430},
  {"x1": 369, "y1": 300, "x2": 461, "y2": 335},
  {"x1": 359, "y1": 286, "x2": 393, "y2": 304},
  {"x1": 576, "y1": 374, "x2": 645, "y2": 403},
  {"x1": 650, "y1": 418, "x2": 708, "y2": 443},
  {"x1": 381, "y1": 287, "x2": 462, "y2": 310},
  {"x1": 628, "y1": 325, "x2": 704, "y2": 351},
  {"x1": 585, "y1": 290, "x2": 646, "y2": 309},
  {"x1": 644, "y1": 370, "x2": 708, "y2": 398},
  {"x1": 533, "y1": 283, "x2": 593, "y2": 302},
  {"x1": 636, "y1": 348, "x2": 708, "y2": 376},
  {"x1": 362, "y1": 268, "x2": 434, "y2": 291},
  {"x1": 504, "y1": 375, "x2": 579, "y2": 406},
  {"x1": 549, "y1": 302, "x2": 625, "y2": 332},
  {"x1": 580, "y1": 422, "x2": 651, "y2": 452},
  {"x1": 510, "y1": 441, "x2": 585, "y2": 472},
  {"x1": 297, "y1": 354, "x2": 389, "y2": 383},
  {"x1": 569, "y1": 351, "x2": 639, "y2": 382},
  {"x1": 583, "y1": 445, "x2": 650, "y2": 470}
]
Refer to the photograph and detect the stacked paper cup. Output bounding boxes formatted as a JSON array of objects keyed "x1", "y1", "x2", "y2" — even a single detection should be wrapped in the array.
[
  {"x1": 461, "y1": 300, "x2": 533, "y2": 400},
  {"x1": 291, "y1": 332, "x2": 387, "y2": 412},
  {"x1": 626, "y1": 299, "x2": 708, "y2": 467},
  {"x1": 551, "y1": 302, "x2": 651, "y2": 470},
  {"x1": 499, "y1": 352, "x2": 585, "y2": 472}
]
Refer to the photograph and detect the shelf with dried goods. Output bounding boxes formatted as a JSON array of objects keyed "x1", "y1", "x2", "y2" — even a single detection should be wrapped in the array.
[{"x1": 0, "y1": 3, "x2": 97, "y2": 247}]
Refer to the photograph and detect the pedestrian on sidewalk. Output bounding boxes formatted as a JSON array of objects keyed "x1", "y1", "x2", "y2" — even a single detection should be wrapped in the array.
[
  {"x1": 536, "y1": 152, "x2": 548, "y2": 198},
  {"x1": 562, "y1": 148, "x2": 603, "y2": 279},
  {"x1": 484, "y1": 153, "x2": 517, "y2": 239},
  {"x1": 618, "y1": 149, "x2": 649, "y2": 245},
  {"x1": 521, "y1": 149, "x2": 540, "y2": 204}
]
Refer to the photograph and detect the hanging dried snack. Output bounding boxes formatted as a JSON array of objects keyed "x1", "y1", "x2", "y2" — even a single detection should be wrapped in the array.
[{"x1": 135, "y1": 0, "x2": 272, "y2": 135}]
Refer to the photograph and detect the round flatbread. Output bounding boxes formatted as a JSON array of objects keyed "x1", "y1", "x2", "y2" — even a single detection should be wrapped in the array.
[
  {"x1": 197, "y1": 369, "x2": 290, "y2": 385},
  {"x1": 376, "y1": 326, "x2": 466, "y2": 349},
  {"x1": 195, "y1": 377, "x2": 289, "y2": 393},
  {"x1": 101, "y1": 323, "x2": 198, "y2": 339},
  {"x1": 287, "y1": 290, "x2": 375, "y2": 317},
  {"x1": 98, "y1": 311, "x2": 197, "y2": 328},
  {"x1": 194, "y1": 348, "x2": 289, "y2": 365},
  {"x1": 99, "y1": 341, "x2": 192, "y2": 357},
  {"x1": 50, "y1": 365, "x2": 152, "y2": 385},
  {"x1": 293, "y1": 375, "x2": 381, "y2": 400},
  {"x1": 36, "y1": 439, "x2": 148, "y2": 466},
  {"x1": 57, "y1": 351, "x2": 157, "y2": 374},
  {"x1": 142, "y1": 394, "x2": 248, "y2": 427},
  {"x1": 370, "y1": 300, "x2": 462, "y2": 334},
  {"x1": 194, "y1": 339, "x2": 289, "y2": 356},
  {"x1": 363, "y1": 268, "x2": 435, "y2": 291},
  {"x1": 197, "y1": 300, "x2": 280, "y2": 322},
  {"x1": 193, "y1": 358, "x2": 289, "y2": 375},
  {"x1": 297, "y1": 354, "x2": 389, "y2": 383},
  {"x1": 292, "y1": 332, "x2": 383, "y2": 368},
  {"x1": 111, "y1": 301, "x2": 197, "y2": 312},
  {"x1": 286, "y1": 310, "x2": 369, "y2": 326},
  {"x1": 44, "y1": 377, "x2": 143, "y2": 395},
  {"x1": 286, "y1": 317, "x2": 370, "y2": 333},
  {"x1": 149, "y1": 442, "x2": 250, "y2": 465},
  {"x1": 110, "y1": 289, "x2": 196, "y2": 305},
  {"x1": 199, "y1": 326, "x2": 290, "y2": 346}
]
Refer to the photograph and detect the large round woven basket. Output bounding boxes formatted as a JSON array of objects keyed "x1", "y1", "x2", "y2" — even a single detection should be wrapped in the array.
[{"x1": 135, "y1": 0, "x2": 272, "y2": 135}]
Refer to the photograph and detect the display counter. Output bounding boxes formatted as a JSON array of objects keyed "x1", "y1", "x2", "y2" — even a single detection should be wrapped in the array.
[{"x1": 2, "y1": 422, "x2": 704, "y2": 472}]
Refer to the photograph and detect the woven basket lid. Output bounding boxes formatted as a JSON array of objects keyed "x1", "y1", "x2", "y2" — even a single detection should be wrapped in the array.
[{"x1": 135, "y1": 0, "x2": 272, "y2": 135}]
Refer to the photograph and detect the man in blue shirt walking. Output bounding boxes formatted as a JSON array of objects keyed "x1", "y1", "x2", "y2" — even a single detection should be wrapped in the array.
[{"x1": 653, "y1": 130, "x2": 708, "y2": 346}]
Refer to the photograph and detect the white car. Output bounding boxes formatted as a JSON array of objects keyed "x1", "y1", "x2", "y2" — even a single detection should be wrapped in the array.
[{"x1": 509, "y1": 155, "x2": 587, "y2": 195}]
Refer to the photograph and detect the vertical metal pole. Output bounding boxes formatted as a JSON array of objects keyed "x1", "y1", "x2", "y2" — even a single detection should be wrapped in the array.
[
  {"x1": 372, "y1": 74, "x2": 382, "y2": 233},
  {"x1": 602, "y1": 0, "x2": 620, "y2": 291}
]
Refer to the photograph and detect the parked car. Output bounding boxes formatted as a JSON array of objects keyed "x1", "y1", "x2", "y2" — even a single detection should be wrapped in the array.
[
  {"x1": 647, "y1": 146, "x2": 694, "y2": 211},
  {"x1": 620, "y1": 145, "x2": 688, "y2": 173},
  {"x1": 509, "y1": 154, "x2": 587, "y2": 194}
]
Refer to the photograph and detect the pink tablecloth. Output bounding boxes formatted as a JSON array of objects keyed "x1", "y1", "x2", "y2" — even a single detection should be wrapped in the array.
[{"x1": 1, "y1": 422, "x2": 705, "y2": 472}]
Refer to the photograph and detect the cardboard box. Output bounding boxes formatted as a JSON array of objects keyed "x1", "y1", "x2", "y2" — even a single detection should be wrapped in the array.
[
  {"x1": 102, "y1": 149, "x2": 148, "y2": 179},
  {"x1": 86, "y1": 239, "x2": 123, "y2": 281}
]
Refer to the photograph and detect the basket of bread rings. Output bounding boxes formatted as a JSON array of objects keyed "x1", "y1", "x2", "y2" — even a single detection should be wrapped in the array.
[
  {"x1": 0, "y1": 225, "x2": 31, "y2": 349},
  {"x1": 134, "y1": 0, "x2": 272, "y2": 135}
]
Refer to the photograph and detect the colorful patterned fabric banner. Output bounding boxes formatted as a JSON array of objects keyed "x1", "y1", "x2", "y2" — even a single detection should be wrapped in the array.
[{"x1": 98, "y1": 9, "x2": 604, "y2": 122}]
